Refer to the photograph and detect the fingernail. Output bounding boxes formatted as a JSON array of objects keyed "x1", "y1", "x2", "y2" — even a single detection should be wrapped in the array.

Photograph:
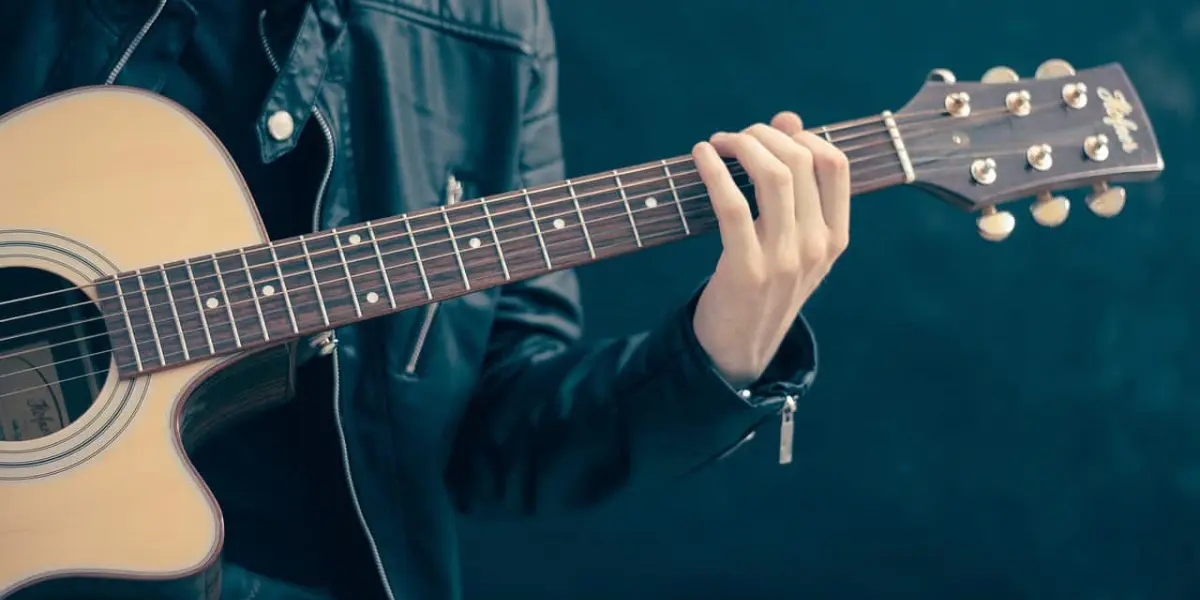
[{"x1": 710, "y1": 131, "x2": 729, "y2": 142}]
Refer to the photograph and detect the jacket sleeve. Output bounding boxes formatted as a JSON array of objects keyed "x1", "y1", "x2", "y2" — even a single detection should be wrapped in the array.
[{"x1": 444, "y1": 0, "x2": 819, "y2": 517}]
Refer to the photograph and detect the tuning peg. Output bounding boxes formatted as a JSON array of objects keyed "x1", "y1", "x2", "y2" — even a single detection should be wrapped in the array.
[
  {"x1": 1030, "y1": 191, "x2": 1071, "y2": 227},
  {"x1": 1085, "y1": 182, "x2": 1126, "y2": 217},
  {"x1": 981, "y1": 66, "x2": 1020, "y2": 83},
  {"x1": 1035, "y1": 59, "x2": 1076, "y2": 80},
  {"x1": 927, "y1": 68, "x2": 957, "y2": 83},
  {"x1": 977, "y1": 206, "x2": 1016, "y2": 242}
]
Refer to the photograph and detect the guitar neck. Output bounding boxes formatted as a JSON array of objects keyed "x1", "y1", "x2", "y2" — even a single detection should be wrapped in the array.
[{"x1": 97, "y1": 112, "x2": 910, "y2": 378}]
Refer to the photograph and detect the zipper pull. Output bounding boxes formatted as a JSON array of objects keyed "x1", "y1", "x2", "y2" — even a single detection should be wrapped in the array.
[
  {"x1": 311, "y1": 330, "x2": 338, "y2": 356},
  {"x1": 446, "y1": 174, "x2": 464, "y2": 205},
  {"x1": 779, "y1": 395, "x2": 797, "y2": 465}
]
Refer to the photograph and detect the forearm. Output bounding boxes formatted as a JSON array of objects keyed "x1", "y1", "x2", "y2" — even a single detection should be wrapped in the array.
[{"x1": 445, "y1": 286, "x2": 816, "y2": 517}]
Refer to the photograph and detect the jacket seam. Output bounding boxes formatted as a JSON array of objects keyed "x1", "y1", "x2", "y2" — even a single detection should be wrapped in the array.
[{"x1": 355, "y1": 0, "x2": 535, "y2": 55}]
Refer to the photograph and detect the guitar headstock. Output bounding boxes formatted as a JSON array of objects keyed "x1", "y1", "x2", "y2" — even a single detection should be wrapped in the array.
[{"x1": 896, "y1": 59, "x2": 1164, "y2": 241}]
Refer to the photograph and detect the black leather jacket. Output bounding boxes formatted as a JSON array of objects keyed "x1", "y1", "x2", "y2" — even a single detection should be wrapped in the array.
[{"x1": 0, "y1": 1, "x2": 818, "y2": 599}]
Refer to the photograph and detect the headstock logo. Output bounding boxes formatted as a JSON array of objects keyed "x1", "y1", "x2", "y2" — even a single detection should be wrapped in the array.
[{"x1": 1096, "y1": 87, "x2": 1139, "y2": 153}]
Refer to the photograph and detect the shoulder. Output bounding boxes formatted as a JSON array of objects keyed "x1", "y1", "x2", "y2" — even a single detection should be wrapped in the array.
[{"x1": 347, "y1": 0, "x2": 554, "y2": 57}]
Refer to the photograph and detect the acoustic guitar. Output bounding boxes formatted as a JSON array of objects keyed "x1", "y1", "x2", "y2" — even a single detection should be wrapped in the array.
[{"x1": 0, "y1": 59, "x2": 1164, "y2": 598}]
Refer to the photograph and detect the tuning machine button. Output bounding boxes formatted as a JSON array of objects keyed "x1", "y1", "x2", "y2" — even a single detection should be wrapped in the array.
[
  {"x1": 1084, "y1": 134, "x2": 1110, "y2": 161},
  {"x1": 1006, "y1": 90, "x2": 1032, "y2": 116},
  {"x1": 1026, "y1": 144, "x2": 1054, "y2": 171},
  {"x1": 945, "y1": 91, "x2": 971, "y2": 117},
  {"x1": 1035, "y1": 59, "x2": 1076, "y2": 79},
  {"x1": 1031, "y1": 191, "x2": 1070, "y2": 227},
  {"x1": 1062, "y1": 82, "x2": 1088, "y2": 109},
  {"x1": 970, "y1": 158, "x2": 997, "y2": 185},
  {"x1": 981, "y1": 66, "x2": 1020, "y2": 83},
  {"x1": 977, "y1": 206, "x2": 1016, "y2": 242},
  {"x1": 1085, "y1": 182, "x2": 1126, "y2": 217}
]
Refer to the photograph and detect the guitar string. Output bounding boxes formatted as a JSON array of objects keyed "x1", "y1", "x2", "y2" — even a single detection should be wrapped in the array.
[
  {"x1": 0, "y1": 108, "x2": 1037, "y2": 355},
  {"x1": 0, "y1": 150, "x2": 917, "y2": 367},
  {"x1": 0, "y1": 130, "x2": 1105, "y2": 387},
  {"x1": 0, "y1": 103, "x2": 1023, "y2": 316},
  {"x1": 0, "y1": 150, "x2": 1059, "y2": 399},
  {"x1": 0, "y1": 102, "x2": 1038, "y2": 341},
  {"x1": 0, "y1": 113, "x2": 1097, "y2": 365},
  {"x1": 0, "y1": 114, "x2": 1099, "y2": 372}
]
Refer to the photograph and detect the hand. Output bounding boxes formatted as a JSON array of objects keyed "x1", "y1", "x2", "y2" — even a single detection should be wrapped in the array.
[{"x1": 691, "y1": 112, "x2": 850, "y2": 388}]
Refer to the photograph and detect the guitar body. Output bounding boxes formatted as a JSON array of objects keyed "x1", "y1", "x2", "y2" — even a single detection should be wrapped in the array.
[{"x1": 0, "y1": 88, "x2": 295, "y2": 599}]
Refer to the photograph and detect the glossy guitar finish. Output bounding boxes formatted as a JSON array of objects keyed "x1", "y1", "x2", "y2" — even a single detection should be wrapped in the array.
[{"x1": 0, "y1": 60, "x2": 1164, "y2": 598}]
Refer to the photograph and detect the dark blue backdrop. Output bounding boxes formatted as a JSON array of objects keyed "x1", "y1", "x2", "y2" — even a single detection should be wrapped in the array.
[{"x1": 460, "y1": 2, "x2": 1200, "y2": 598}]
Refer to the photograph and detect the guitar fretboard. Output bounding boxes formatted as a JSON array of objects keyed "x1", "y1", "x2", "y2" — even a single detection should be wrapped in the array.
[{"x1": 95, "y1": 116, "x2": 908, "y2": 377}]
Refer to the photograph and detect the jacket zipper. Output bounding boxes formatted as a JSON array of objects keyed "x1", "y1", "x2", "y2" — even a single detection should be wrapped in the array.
[
  {"x1": 402, "y1": 175, "x2": 462, "y2": 376},
  {"x1": 104, "y1": 0, "x2": 168, "y2": 85},
  {"x1": 258, "y1": 14, "x2": 397, "y2": 600},
  {"x1": 778, "y1": 395, "x2": 797, "y2": 465}
]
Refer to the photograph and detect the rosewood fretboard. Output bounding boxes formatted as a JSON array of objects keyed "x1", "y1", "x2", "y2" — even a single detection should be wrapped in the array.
[{"x1": 95, "y1": 115, "x2": 909, "y2": 377}]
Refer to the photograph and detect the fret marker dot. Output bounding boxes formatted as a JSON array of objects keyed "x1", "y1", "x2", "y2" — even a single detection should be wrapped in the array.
[
  {"x1": 552, "y1": 218, "x2": 566, "y2": 230},
  {"x1": 366, "y1": 291, "x2": 380, "y2": 304},
  {"x1": 261, "y1": 285, "x2": 276, "y2": 297},
  {"x1": 348, "y1": 233, "x2": 362, "y2": 245},
  {"x1": 469, "y1": 237, "x2": 482, "y2": 249},
  {"x1": 205, "y1": 297, "x2": 219, "y2": 309},
  {"x1": 645, "y1": 196, "x2": 658, "y2": 208}
]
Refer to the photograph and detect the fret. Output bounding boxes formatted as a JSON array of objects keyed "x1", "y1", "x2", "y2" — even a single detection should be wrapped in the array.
[
  {"x1": 331, "y1": 227, "x2": 364, "y2": 318},
  {"x1": 137, "y1": 267, "x2": 188, "y2": 365},
  {"x1": 183, "y1": 258, "x2": 224, "y2": 354},
  {"x1": 830, "y1": 119, "x2": 907, "y2": 195},
  {"x1": 272, "y1": 237, "x2": 328, "y2": 332},
  {"x1": 661, "y1": 160, "x2": 690, "y2": 235},
  {"x1": 267, "y1": 243, "x2": 300, "y2": 334},
  {"x1": 111, "y1": 276, "x2": 145, "y2": 371},
  {"x1": 479, "y1": 198, "x2": 511, "y2": 280},
  {"x1": 134, "y1": 270, "x2": 167, "y2": 366},
  {"x1": 238, "y1": 249, "x2": 271, "y2": 342},
  {"x1": 610, "y1": 163, "x2": 691, "y2": 248},
  {"x1": 523, "y1": 185, "x2": 592, "y2": 268},
  {"x1": 439, "y1": 206, "x2": 472, "y2": 289},
  {"x1": 331, "y1": 225, "x2": 393, "y2": 317},
  {"x1": 93, "y1": 279, "x2": 136, "y2": 372},
  {"x1": 665, "y1": 160, "x2": 717, "y2": 228},
  {"x1": 213, "y1": 252, "x2": 265, "y2": 346},
  {"x1": 613, "y1": 170, "x2": 643, "y2": 248},
  {"x1": 521, "y1": 189, "x2": 553, "y2": 270},
  {"x1": 298, "y1": 235, "x2": 331, "y2": 327},
  {"x1": 368, "y1": 216, "x2": 431, "y2": 306},
  {"x1": 300, "y1": 232, "x2": 360, "y2": 324},
  {"x1": 212, "y1": 255, "x2": 243, "y2": 347},
  {"x1": 188, "y1": 256, "x2": 241, "y2": 351},
  {"x1": 437, "y1": 200, "x2": 508, "y2": 287},
  {"x1": 242, "y1": 244, "x2": 298, "y2": 340},
  {"x1": 404, "y1": 216, "x2": 432, "y2": 299},
  {"x1": 155, "y1": 266, "x2": 189, "y2": 361},
  {"x1": 365, "y1": 222, "x2": 398, "y2": 309},
  {"x1": 405, "y1": 209, "x2": 464, "y2": 299},
  {"x1": 165, "y1": 260, "x2": 215, "y2": 356},
  {"x1": 473, "y1": 191, "x2": 553, "y2": 280},
  {"x1": 117, "y1": 274, "x2": 165, "y2": 368},
  {"x1": 565, "y1": 179, "x2": 596, "y2": 259},
  {"x1": 565, "y1": 172, "x2": 639, "y2": 259}
]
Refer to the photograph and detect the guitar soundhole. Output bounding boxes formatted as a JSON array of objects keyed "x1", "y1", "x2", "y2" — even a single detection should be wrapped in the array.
[{"x1": 0, "y1": 267, "x2": 111, "y2": 442}]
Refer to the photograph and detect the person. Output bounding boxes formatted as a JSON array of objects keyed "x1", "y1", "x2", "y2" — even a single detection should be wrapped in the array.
[{"x1": 0, "y1": 0, "x2": 849, "y2": 599}]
